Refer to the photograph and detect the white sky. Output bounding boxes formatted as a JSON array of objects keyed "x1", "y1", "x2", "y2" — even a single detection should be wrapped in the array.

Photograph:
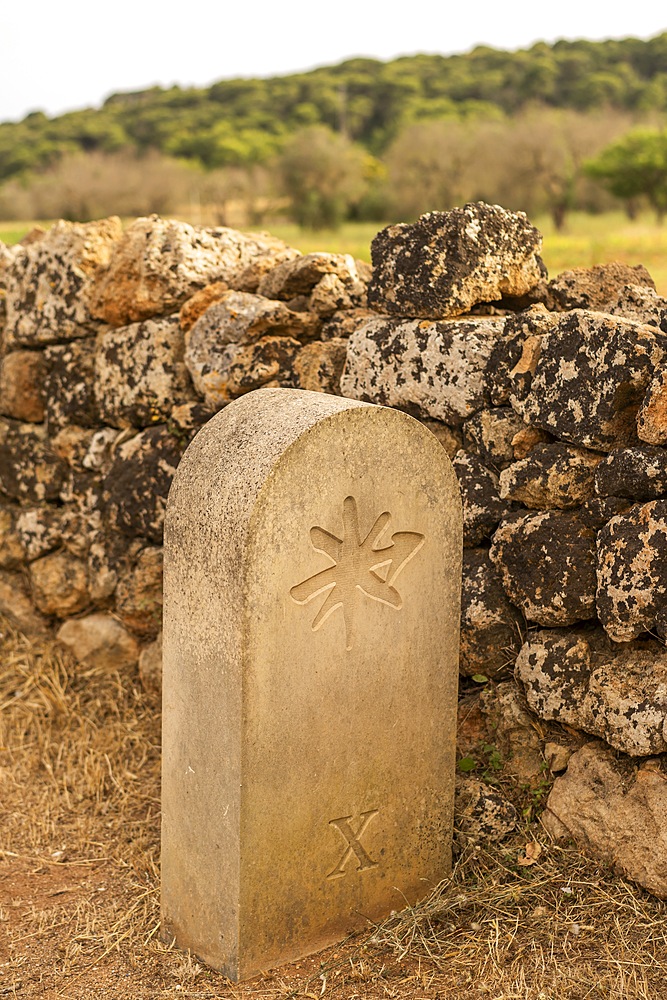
[{"x1": 2, "y1": 1, "x2": 666, "y2": 123}]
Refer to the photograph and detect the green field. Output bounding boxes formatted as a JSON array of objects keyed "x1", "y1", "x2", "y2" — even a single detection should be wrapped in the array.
[{"x1": 2, "y1": 212, "x2": 666, "y2": 296}]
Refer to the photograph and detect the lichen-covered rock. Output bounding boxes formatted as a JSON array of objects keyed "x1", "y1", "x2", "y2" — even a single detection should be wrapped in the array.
[
  {"x1": 0, "y1": 569, "x2": 50, "y2": 636},
  {"x1": 179, "y1": 281, "x2": 229, "y2": 332},
  {"x1": 81, "y1": 427, "x2": 124, "y2": 475},
  {"x1": 88, "y1": 216, "x2": 293, "y2": 326},
  {"x1": 637, "y1": 370, "x2": 667, "y2": 446},
  {"x1": 103, "y1": 426, "x2": 186, "y2": 543},
  {"x1": 499, "y1": 443, "x2": 602, "y2": 509},
  {"x1": 460, "y1": 548, "x2": 524, "y2": 678},
  {"x1": 186, "y1": 334, "x2": 300, "y2": 410},
  {"x1": 341, "y1": 316, "x2": 504, "y2": 425},
  {"x1": 453, "y1": 451, "x2": 515, "y2": 547},
  {"x1": 463, "y1": 407, "x2": 532, "y2": 470},
  {"x1": 510, "y1": 426, "x2": 552, "y2": 461},
  {"x1": 543, "y1": 743, "x2": 667, "y2": 899},
  {"x1": 95, "y1": 316, "x2": 194, "y2": 429},
  {"x1": 490, "y1": 504, "x2": 612, "y2": 626},
  {"x1": 594, "y1": 445, "x2": 667, "y2": 500},
  {"x1": 57, "y1": 612, "x2": 139, "y2": 670},
  {"x1": 0, "y1": 419, "x2": 67, "y2": 503},
  {"x1": 43, "y1": 340, "x2": 98, "y2": 431},
  {"x1": 320, "y1": 308, "x2": 376, "y2": 341},
  {"x1": 0, "y1": 505, "x2": 23, "y2": 569},
  {"x1": 479, "y1": 680, "x2": 546, "y2": 786},
  {"x1": 115, "y1": 546, "x2": 163, "y2": 638},
  {"x1": 605, "y1": 283, "x2": 667, "y2": 333},
  {"x1": 29, "y1": 549, "x2": 90, "y2": 618},
  {"x1": 3, "y1": 218, "x2": 122, "y2": 347},
  {"x1": 185, "y1": 290, "x2": 319, "y2": 357},
  {"x1": 257, "y1": 252, "x2": 365, "y2": 303},
  {"x1": 487, "y1": 306, "x2": 557, "y2": 407},
  {"x1": 0, "y1": 351, "x2": 47, "y2": 423},
  {"x1": 367, "y1": 203, "x2": 544, "y2": 319},
  {"x1": 421, "y1": 420, "x2": 462, "y2": 458},
  {"x1": 516, "y1": 628, "x2": 667, "y2": 757},
  {"x1": 308, "y1": 268, "x2": 368, "y2": 317},
  {"x1": 455, "y1": 777, "x2": 518, "y2": 841},
  {"x1": 230, "y1": 245, "x2": 301, "y2": 294},
  {"x1": 15, "y1": 506, "x2": 63, "y2": 561},
  {"x1": 548, "y1": 262, "x2": 655, "y2": 312},
  {"x1": 513, "y1": 310, "x2": 665, "y2": 450},
  {"x1": 293, "y1": 339, "x2": 347, "y2": 394},
  {"x1": 596, "y1": 500, "x2": 667, "y2": 641},
  {"x1": 51, "y1": 427, "x2": 96, "y2": 470}
]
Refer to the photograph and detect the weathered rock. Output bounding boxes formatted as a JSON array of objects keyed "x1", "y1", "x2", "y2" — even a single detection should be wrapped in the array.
[
  {"x1": 0, "y1": 569, "x2": 50, "y2": 636},
  {"x1": 637, "y1": 370, "x2": 667, "y2": 445},
  {"x1": 15, "y1": 507, "x2": 63, "y2": 561},
  {"x1": 510, "y1": 426, "x2": 552, "y2": 461},
  {"x1": 3, "y1": 218, "x2": 122, "y2": 347},
  {"x1": 0, "y1": 506, "x2": 23, "y2": 569},
  {"x1": 487, "y1": 306, "x2": 557, "y2": 408},
  {"x1": 179, "y1": 281, "x2": 229, "y2": 332},
  {"x1": 29, "y1": 549, "x2": 90, "y2": 618},
  {"x1": 308, "y1": 268, "x2": 368, "y2": 318},
  {"x1": 81, "y1": 427, "x2": 125, "y2": 475},
  {"x1": 605, "y1": 283, "x2": 667, "y2": 333},
  {"x1": 513, "y1": 310, "x2": 665, "y2": 451},
  {"x1": 499, "y1": 443, "x2": 602, "y2": 509},
  {"x1": 57, "y1": 612, "x2": 139, "y2": 670},
  {"x1": 138, "y1": 630, "x2": 162, "y2": 693},
  {"x1": 168, "y1": 401, "x2": 216, "y2": 437},
  {"x1": 185, "y1": 290, "x2": 319, "y2": 357},
  {"x1": 543, "y1": 743, "x2": 667, "y2": 899},
  {"x1": 463, "y1": 407, "x2": 530, "y2": 470},
  {"x1": 596, "y1": 500, "x2": 667, "y2": 641},
  {"x1": 0, "y1": 351, "x2": 47, "y2": 423},
  {"x1": 367, "y1": 203, "x2": 544, "y2": 319},
  {"x1": 0, "y1": 420, "x2": 67, "y2": 503},
  {"x1": 186, "y1": 335, "x2": 301, "y2": 410},
  {"x1": 516, "y1": 628, "x2": 667, "y2": 756},
  {"x1": 95, "y1": 316, "x2": 194, "y2": 429},
  {"x1": 454, "y1": 777, "x2": 518, "y2": 841},
  {"x1": 548, "y1": 262, "x2": 655, "y2": 312},
  {"x1": 89, "y1": 217, "x2": 293, "y2": 327},
  {"x1": 479, "y1": 680, "x2": 545, "y2": 787},
  {"x1": 43, "y1": 340, "x2": 98, "y2": 431},
  {"x1": 51, "y1": 426, "x2": 96, "y2": 470},
  {"x1": 115, "y1": 546, "x2": 163, "y2": 638},
  {"x1": 460, "y1": 548, "x2": 524, "y2": 678},
  {"x1": 257, "y1": 252, "x2": 365, "y2": 303},
  {"x1": 230, "y1": 246, "x2": 301, "y2": 294},
  {"x1": 453, "y1": 451, "x2": 515, "y2": 547},
  {"x1": 456, "y1": 690, "x2": 490, "y2": 756},
  {"x1": 341, "y1": 316, "x2": 505, "y2": 425},
  {"x1": 490, "y1": 505, "x2": 608, "y2": 626},
  {"x1": 594, "y1": 445, "x2": 667, "y2": 500},
  {"x1": 320, "y1": 308, "x2": 376, "y2": 341},
  {"x1": 103, "y1": 426, "x2": 186, "y2": 543},
  {"x1": 421, "y1": 420, "x2": 462, "y2": 458},
  {"x1": 293, "y1": 339, "x2": 347, "y2": 394}
]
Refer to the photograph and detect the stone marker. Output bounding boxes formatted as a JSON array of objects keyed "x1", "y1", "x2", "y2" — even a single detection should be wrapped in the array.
[{"x1": 161, "y1": 388, "x2": 462, "y2": 980}]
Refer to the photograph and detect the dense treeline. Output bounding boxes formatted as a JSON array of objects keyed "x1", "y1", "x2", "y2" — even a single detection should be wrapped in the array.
[{"x1": 1, "y1": 34, "x2": 666, "y2": 229}]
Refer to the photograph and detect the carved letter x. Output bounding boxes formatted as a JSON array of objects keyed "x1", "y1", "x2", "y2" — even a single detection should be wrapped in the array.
[{"x1": 326, "y1": 809, "x2": 379, "y2": 880}]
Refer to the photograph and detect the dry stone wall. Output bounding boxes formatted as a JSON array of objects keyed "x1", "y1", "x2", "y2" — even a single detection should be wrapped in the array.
[{"x1": 2, "y1": 203, "x2": 667, "y2": 896}]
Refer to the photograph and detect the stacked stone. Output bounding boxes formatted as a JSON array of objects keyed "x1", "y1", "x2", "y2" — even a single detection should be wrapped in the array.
[
  {"x1": 342, "y1": 203, "x2": 667, "y2": 896},
  {"x1": 0, "y1": 214, "x2": 372, "y2": 686}
]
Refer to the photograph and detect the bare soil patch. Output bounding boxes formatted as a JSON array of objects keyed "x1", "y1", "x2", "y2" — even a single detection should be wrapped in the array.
[{"x1": 1, "y1": 616, "x2": 667, "y2": 1000}]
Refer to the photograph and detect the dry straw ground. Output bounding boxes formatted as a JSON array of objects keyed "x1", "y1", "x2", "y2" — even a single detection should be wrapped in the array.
[{"x1": 1, "y1": 615, "x2": 667, "y2": 1000}]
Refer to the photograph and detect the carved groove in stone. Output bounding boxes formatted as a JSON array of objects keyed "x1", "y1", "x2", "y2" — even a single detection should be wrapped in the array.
[{"x1": 326, "y1": 809, "x2": 380, "y2": 880}]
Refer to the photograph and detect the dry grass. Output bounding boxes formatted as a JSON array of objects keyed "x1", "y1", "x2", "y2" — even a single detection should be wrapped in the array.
[{"x1": 1, "y1": 614, "x2": 667, "y2": 999}]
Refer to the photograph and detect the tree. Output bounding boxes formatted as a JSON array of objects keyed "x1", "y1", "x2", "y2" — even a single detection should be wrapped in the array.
[
  {"x1": 276, "y1": 126, "x2": 368, "y2": 229},
  {"x1": 586, "y1": 128, "x2": 667, "y2": 222}
]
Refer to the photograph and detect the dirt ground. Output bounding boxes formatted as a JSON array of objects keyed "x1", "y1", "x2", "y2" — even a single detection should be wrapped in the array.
[{"x1": 2, "y1": 616, "x2": 667, "y2": 1000}]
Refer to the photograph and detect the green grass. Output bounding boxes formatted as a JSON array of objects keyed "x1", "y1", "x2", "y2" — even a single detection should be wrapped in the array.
[{"x1": 3, "y1": 212, "x2": 666, "y2": 295}]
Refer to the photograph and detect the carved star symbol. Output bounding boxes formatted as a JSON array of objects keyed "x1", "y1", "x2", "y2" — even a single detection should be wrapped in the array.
[{"x1": 290, "y1": 495, "x2": 424, "y2": 651}]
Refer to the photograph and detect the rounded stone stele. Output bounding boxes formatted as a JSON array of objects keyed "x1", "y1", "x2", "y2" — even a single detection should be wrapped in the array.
[{"x1": 161, "y1": 388, "x2": 462, "y2": 981}]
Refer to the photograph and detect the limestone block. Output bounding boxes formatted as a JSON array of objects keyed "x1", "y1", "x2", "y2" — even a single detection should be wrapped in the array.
[
  {"x1": 513, "y1": 310, "x2": 665, "y2": 451},
  {"x1": 340, "y1": 316, "x2": 505, "y2": 425},
  {"x1": 548, "y1": 262, "x2": 655, "y2": 312},
  {"x1": 594, "y1": 445, "x2": 667, "y2": 500},
  {"x1": 308, "y1": 269, "x2": 368, "y2": 317},
  {"x1": 3, "y1": 218, "x2": 122, "y2": 347},
  {"x1": 0, "y1": 419, "x2": 66, "y2": 503},
  {"x1": 43, "y1": 340, "x2": 98, "y2": 431},
  {"x1": 543, "y1": 744, "x2": 667, "y2": 899},
  {"x1": 95, "y1": 316, "x2": 194, "y2": 429},
  {"x1": 499, "y1": 443, "x2": 602, "y2": 509},
  {"x1": 257, "y1": 252, "x2": 364, "y2": 301},
  {"x1": 15, "y1": 506, "x2": 63, "y2": 561},
  {"x1": 103, "y1": 426, "x2": 186, "y2": 543},
  {"x1": 637, "y1": 370, "x2": 667, "y2": 445},
  {"x1": 185, "y1": 290, "x2": 320, "y2": 354},
  {"x1": 0, "y1": 351, "x2": 47, "y2": 423},
  {"x1": 596, "y1": 501, "x2": 667, "y2": 641},
  {"x1": 186, "y1": 334, "x2": 301, "y2": 410},
  {"x1": 367, "y1": 203, "x2": 544, "y2": 318},
  {"x1": 179, "y1": 281, "x2": 229, "y2": 332},
  {"x1": 462, "y1": 407, "x2": 527, "y2": 470},
  {"x1": 460, "y1": 548, "x2": 524, "y2": 679},
  {"x1": 516, "y1": 629, "x2": 667, "y2": 757},
  {"x1": 320, "y1": 308, "x2": 376, "y2": 341},
  {"x1": 293, "y1": 339, "x2": 347, "y2": 394},
  {"x1": 605, "y1": 282, "x2": 667, "y2": 331},
  {"x1": 115, "y1": 546, "x2": 163, "y2": 638},
  {"x1": 162, "y1": 388, "x2": 462, "y2": 979},
  {"x1": 230, "y1": 245, "x2": 301, "y2": 293},
  {"x1": 488, "y1": 306, "x2": 557, "y2": 407},
  {"x1": 454, "y1": 778, "x2": 518, "y2": 842},
  {"x1": 57, "y1": 612, "x2": 139, "y2": 670},
  {"x1": 452, "y1": 451, "x2": 515, "y2": 547},
  {"x1": 89, "y1": 216, "x2": 293, "y2": 326},
  {"x1": 29, "y1": 549, "x2": 90, "y2": 618}
]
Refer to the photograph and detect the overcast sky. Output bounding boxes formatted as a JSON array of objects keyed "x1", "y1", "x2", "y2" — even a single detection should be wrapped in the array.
[{"x1": 2, "y1": 1, "x2": 666, "y2": 123}]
